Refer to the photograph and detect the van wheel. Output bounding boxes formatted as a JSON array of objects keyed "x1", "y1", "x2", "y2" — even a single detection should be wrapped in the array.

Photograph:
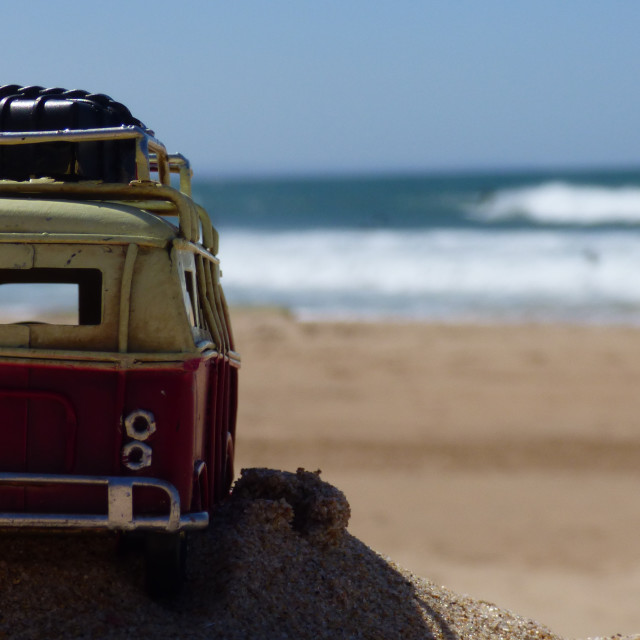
[
  {"x1": 144, "y1": 531, "x2": 187, "y2": 598},
  {"x1": 116, "y1": 531, "x2": 144, "y2": 555}
]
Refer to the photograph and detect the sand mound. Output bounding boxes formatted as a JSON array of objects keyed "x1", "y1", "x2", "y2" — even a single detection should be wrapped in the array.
[{"x1": 0, "y1": 468, "x2": 589, "y2": 639}]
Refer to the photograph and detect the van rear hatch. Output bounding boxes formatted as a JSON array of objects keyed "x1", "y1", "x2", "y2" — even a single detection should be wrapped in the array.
[{"x1": 0, "y1": 359, "x2": 120, "y2": 512}]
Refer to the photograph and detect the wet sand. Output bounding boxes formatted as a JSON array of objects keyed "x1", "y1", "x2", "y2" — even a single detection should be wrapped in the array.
[{"x1": 232, "y1": 309, "x2": 640, "y2": 639}]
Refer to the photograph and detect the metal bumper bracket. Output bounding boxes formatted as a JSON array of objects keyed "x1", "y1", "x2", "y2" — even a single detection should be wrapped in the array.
[{"x1": 0, "y1": 472, "x2": 208, "y2": 532}]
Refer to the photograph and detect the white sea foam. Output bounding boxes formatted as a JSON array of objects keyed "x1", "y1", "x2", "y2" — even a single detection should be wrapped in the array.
[
  {"x1": 470, "y1": 181, "x2": 640, "y2": 225},
  {"x1": 218, "y1": 228, "x2": 640, "y2": 323},
  {"x1": 4, "y1": 227, "x2": 640, "y2": 325}
]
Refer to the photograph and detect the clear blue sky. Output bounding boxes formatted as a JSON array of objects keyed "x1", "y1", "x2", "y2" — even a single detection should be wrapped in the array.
[{"x1": 3, "y1": 1, "x2": 640, "y2": 176}]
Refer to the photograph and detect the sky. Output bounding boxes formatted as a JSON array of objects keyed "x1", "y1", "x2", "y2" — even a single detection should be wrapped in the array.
[{"x1": 2, "y1": 1, "x2": 640, "y2": 177}]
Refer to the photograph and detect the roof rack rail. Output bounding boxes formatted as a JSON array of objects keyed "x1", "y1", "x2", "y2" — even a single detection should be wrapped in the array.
[
  {"x1": 0, "y1": 125, "x2": 183, "y2": 191},
  {"x1": 0, "y1": 86, "x2": 208, "y2": 249},
  {"x1": 151, "y1": 152, "x2": 192, "y2": 196}
]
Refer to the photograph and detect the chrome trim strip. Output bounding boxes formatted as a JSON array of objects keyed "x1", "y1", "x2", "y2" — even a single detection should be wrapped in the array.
[
  {"x1": 0, "y1": 472, "x2": 208, "y2": 532},
  {"x1": 0, "y1": 234, "x2": 168, "y2": 247},
  {"x1": 0, "y1": 349, "x2": 221, "y2": 364},
  {"x1": 118, "y1": 242, "x2": 138, "y2": 353},
  {"x1": 173, "y1": 238, "x2": 219, "y2": 264},
  {"x1": 0, "y1": 125, "x2": 149, "y2": 144}
]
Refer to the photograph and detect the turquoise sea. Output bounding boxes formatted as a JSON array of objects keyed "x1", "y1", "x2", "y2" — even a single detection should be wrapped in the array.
[
  {"x1": 5, "y1": 168, "x2": 640, "y2": 325},
  {"x1": 194, "y1": 168, "x2": 640, "y2": 324}
]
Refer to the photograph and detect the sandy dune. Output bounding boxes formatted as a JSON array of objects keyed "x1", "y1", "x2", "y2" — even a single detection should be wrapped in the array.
[
  {"x1": 0, "y1": 468, "x2": 563, "y2": 639},
  {"x1": 233, "y1": 309, "x2": 640, "y2": 639}
]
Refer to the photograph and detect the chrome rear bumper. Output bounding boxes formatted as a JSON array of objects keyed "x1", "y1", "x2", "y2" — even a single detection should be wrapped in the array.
[{"x1": 0, "y1": 472, "x2": 208, "y2": 532}]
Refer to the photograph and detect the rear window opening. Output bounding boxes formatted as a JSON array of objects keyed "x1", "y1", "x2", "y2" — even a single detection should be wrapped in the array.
[{"x1": 0, "y1": 268, "x2": 102, "y2": 325}]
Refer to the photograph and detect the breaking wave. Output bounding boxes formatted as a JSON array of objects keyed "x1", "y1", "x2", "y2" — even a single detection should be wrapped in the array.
[
  {"x1": 218, "y1": 227, "x2": 640, "y2": 324},
  {"x1": 471, "y1": 181, "x2": 640, "y2": 225}
]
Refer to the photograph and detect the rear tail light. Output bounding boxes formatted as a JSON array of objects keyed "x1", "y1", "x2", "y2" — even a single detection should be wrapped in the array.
[
  {"x1": 122, "y1": 410, "x2": 155, "y2": 470},
  {"x1": 122, "y1": 441, "x2": 152, "y2": 471},
  {"x1": 124, "y1": 410, "x2": 156, "y2": 441}
]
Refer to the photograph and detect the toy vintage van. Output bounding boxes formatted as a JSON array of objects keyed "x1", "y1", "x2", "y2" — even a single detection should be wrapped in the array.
[{"x1": 0, "y1": 86, "x2": 239, "y2": 594}]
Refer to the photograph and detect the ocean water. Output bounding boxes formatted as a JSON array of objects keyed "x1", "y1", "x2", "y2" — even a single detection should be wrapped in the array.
[
  {"x1": 195, "y1": 168, "x2": 640, "y2": 324},
  {"x1": 4, "y1": 168, "x2": 640, "y2": 325}
]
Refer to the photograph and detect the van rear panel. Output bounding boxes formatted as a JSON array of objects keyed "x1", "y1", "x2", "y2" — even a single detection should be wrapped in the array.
[{"x1": 0, "y1": 356, "x2": 209, "y2": 516}]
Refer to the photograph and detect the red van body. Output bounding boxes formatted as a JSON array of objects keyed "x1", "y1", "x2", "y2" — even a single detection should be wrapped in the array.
[{"x1": 0, "y1": 86, "x2": 239, "y2": 591}]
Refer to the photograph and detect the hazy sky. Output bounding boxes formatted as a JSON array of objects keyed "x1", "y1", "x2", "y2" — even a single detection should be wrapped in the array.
[{"x1": 3, "y1": 1, "x2": 640, "y2": 176}]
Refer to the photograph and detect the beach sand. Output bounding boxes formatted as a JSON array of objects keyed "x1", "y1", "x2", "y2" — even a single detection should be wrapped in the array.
[
  {"x1": 0, "y1": 468, "x2": 564, "y2": 639},
  {"x1": 232, "y1": 309, "x2": 640, "y2": 639},
  {"x1": 2, "y1": 307, "x2": 639, "y2": 638}
]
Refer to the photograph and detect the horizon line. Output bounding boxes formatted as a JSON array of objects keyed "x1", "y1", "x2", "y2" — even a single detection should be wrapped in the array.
[{"x1": 194, "y1": 162, "x2": 640, "y2": 183}]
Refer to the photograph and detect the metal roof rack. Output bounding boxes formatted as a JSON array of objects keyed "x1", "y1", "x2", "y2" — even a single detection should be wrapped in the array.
[
  {"x1": 0, "y1": 127, "x2": 214, "y2": 252},
  {"x1": 151, "y1": 152, "x2": 192, "y2": 196},
  {"x1": 0, "y1": 125, "x2": 175, "y2": 186}
]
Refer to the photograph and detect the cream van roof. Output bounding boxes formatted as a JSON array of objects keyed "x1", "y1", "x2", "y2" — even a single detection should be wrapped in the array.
[{"x1": 0, "y1": 197, "x2": 178, "y2": 247}]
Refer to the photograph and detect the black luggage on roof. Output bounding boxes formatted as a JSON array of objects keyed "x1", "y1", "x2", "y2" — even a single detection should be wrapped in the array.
[{"x1": 0, "y1": 85, "x2": 150, "y2": 183}]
